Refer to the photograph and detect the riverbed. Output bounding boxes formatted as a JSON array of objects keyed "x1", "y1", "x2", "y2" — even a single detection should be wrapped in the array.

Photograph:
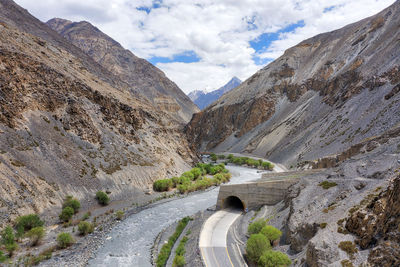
[{"x1": 87, "y1": 165, "x2": 263, "y2": 267}]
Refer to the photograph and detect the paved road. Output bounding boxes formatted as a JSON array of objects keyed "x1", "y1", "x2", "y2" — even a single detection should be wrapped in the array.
[{"x1": 199, "y1": 209, "x2": 242, "y2": 267}]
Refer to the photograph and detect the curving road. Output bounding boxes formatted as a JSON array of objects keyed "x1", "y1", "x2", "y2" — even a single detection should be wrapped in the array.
[
  {"x1": 199, "y1": 157, "x2": 286, "y2": 267},
  {"x1": 199, "y1": 209, "x2": 242, "y2": 267}
]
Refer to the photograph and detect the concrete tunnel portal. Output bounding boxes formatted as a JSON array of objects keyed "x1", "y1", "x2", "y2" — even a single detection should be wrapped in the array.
[{"x1": 223, "y1": 196, "x2": 245, "y2": 210}]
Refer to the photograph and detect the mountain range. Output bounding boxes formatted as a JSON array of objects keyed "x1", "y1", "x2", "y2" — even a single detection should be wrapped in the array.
[{"x1": 188, "y1": 77, "x2": 242, "y2": 110}]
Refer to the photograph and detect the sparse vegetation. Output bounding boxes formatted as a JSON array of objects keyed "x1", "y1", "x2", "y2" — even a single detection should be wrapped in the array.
[
  {"x1": 57, "y1": 232, "x2": 74, "y2": 249},
  {"x1": 15, "y1": 214, "x2": 44, "y2": 238},
  {"x1": 59, "y1": 207, "x2": 74, "y2": 222},
  {"x1": 156, "y1": 217, "x2": 191, "y2": 267},
  {"x1": 246, "y1": 233, "x2": 271, "y2": 262},
  {"x1": 320, "y1": 222, "x2": 327, "y2": 229},
  {"x1": 116, "y1": 210, "x2": 124, "y2": 220},
  {"x1": 1, "y1": 226, "x2": 18, "y2": 256},
  {"x1": 26, "y1": 226, "x2": 45, "y2": 246},
  {"x1": 258, "y1": 250, "x2": 292, "y2": 267},
  {"x1": 0, "y1": 251, "x2": 7, "y2": 263},
  {"x1": 172, "y1": 235, "x2": 188, "y2": 267},
  {"x1": 81, "y1": 212, "x2": 91, "y2": 221},
  {"x1": 96, "y1": 191, "x2": 110, "y2": 205},
  {"x1": 319, "y1": 180, "x2": 338, "y2": 189},
  {"x1": 341, "y1": 259, "x2": 354, "y2": 267},
  {"x1": 62, "y1": 196, "x2": 80, "y2": 214},
  {"x1": 78, "y1": 221, "x2": 94, "y2": 236},
  {"x1": 338, "y1": 241, "x2": 358, "y2": 257},
  {"x1": 248, "y1": 219, "x2": 267, "y2": 235}
]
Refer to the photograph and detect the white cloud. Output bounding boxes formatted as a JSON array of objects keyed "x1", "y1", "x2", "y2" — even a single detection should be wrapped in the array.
[{"x1": 15, "y1": 0, "x2": 395, "y2": 93}]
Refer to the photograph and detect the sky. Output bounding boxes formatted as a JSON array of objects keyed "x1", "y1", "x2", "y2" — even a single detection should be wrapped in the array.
[{"x1": 15, "y1": 0, "x2": 395, "y2": 94}]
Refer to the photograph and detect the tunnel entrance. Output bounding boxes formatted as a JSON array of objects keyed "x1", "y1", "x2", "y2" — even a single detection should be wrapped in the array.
[{"x1": 223, "y1": 196, "x2": 244, "y2": 210}]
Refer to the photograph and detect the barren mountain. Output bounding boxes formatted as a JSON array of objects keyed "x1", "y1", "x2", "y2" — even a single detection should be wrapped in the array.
[
  {"x1": 0, "y1": 0, "x2": 196, "y2": 225},
  {"x1": 186, "y1": 1, "x2": 400, "y2": 167},
  {"x1": 46, "y1": 18, "x2": 199, "y2": 123}
]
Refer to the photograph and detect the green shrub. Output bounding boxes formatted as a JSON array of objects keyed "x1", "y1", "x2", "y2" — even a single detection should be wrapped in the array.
[
  {"x1": 57, "y1": 232, "x2": 74, "y2": 248},
  {"x1": 218, "y1": 154, "x2": 226, "y2": 159},
  {"x1": 62, "y1": 196, "x2": 80, "y2": 213},
  {"x1": 96, "y1": 191, "x2": 110, "y2": 205},
  {"x1": 260, "y1": 225, "x2": 282, "y2": 244},
  {"x1": 181, "y1": 171, "x2": 194, "y2": 181},
  {"x1": 261, "y1": 161, "x2": 274, "y2": 170},
  {"x1": 248, "y1": 219, "x2": 267, "y2": 235},
  {"x1": 172, "y1": 255, "x2": 185, "y2": 267},
  {"x1": 246, "y1": 234, "x2": 270, "y2": 262},
  {"x1": 319, "y1": 181, "x2": 338, "y2": 189},
  {"x1": 0, "y1": 251, "x2": 7, "y2": 263},
  {"x1": 1, "y1": 226, "x2": 18, "y2": 256},
  {"x1": 210, "y1": 153, "x2": 217, "y2": 162},
  {"x1": 26, "y1": 226, "x2": 45, "y2": 246},
  {"x1": 78, "y1": 221, "x2": 94, "y2": 236},
  {"x1": 15, "y1": 214, "x2": 44, "y2": 237},
  {"x1": 227, "y1": 154, "x2": 234, "y2": 160},
  {"x1": 156, "y1": 217, "x2": 191, "y2": 267},
  {"x1": 153, "y1": 179, "x2": 173, "y2": 192},
  {"x1": 59, "y1": 207, "x2": 74, "y2": 222},
  {"x1": 190, "y1": 168, "x2": 202, "y2": 180},
  {"x1": 81, "y1": 212, "x2": 91, "y2": 221},
  {"x1": 258, "y1": 250, "x2": 291, "y2": 267},
  {"x1": 175, "y1": 236, "x2": 188, "y2": 256},
  {"x1": 116, "y1": 210, "x2": 124, "y2": 220}
]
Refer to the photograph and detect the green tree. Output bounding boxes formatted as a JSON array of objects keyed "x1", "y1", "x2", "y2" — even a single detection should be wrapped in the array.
[
  {"x1": 258, "y1": 250, "x2": 291, "y2": 267},
  {"x1": 59, "y1": 207, "x2": 74, "y2": 222},
  {"x1": 246, "y1": 234, "x2": 271, "y2": 262},
  {"x1": 210, "y1": 153, "x2": 217, "y2": 162},
  {"x1": 1, "y1": 226, "x2": 18, "y2": 256},
  {"x1": 260, "y1": 225, "x2": 282, "y2": 244},
  {"x1": 26, "y1": 226, "x2": 45, "y2": 246},
  {"x1": 57, "y1": 232, "x2": 74, "y2": 248},
  {"x1": 248, "y1": 219, "x2": 267, "y2": 235},
  {"x1": 62, "y1": 196, "x2": 81, "y2": 213},
  {"x1": 96, "y1": 191, "x2": 110, "y2": 205}
]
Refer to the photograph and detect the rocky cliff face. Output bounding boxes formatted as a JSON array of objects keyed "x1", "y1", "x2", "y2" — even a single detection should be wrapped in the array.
[
  {"x1": 46, "y1": 18, "x2": 199, "y2": 123},
  {"x1": 0, "y1": 1, "x2": 196, "y2": 225},
  {"x1": 186, "y1": 1, "x2": 400, "y2": 167}
]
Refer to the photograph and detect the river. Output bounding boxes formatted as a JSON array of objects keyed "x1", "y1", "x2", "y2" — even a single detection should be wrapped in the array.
[{"x1": 87, "y1": 165, "x2": 262, "y2": 267}]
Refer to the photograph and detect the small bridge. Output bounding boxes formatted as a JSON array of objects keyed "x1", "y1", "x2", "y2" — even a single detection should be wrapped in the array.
[{"x1": 216, "y1": 170, "x2": 321, "y2": 211}]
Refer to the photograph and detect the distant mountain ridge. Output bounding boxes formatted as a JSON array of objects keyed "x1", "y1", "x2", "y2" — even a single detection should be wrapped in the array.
[
  {"x1": 188, "y1": 77, "x2": 241, "y2": 110},
  {"x1": 46, "y1": 18, "x2": 199, "y2": 123}
]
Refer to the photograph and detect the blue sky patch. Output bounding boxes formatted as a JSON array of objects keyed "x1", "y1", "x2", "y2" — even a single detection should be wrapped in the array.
[{"x1": 149, "y1": 50, "x2": 200, "y2": 65}]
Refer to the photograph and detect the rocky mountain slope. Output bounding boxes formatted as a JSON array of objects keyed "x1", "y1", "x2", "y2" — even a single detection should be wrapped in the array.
[
  {"x1": 46, "y1": 18, "x2": 199, "y2": 123},
  {"x1": 188, "y1": 77, "x2": 241, "y2": 110},
  {"x1": 186, "y1": 1, "x2": 400, "y2": 167},
  {"x1": 0, "y1": 0, "x2": 196, "y2": 225}
]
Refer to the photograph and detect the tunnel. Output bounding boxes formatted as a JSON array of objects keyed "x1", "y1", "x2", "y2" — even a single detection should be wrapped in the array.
[{"x1": 223, "y1": 196, "x2": 245, "y2": 210}]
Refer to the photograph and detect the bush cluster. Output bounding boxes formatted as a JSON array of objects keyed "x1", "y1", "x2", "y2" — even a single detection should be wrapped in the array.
[
  {"x1": 59, "y1": 207, "x2": 74, "y2": 222},
  {"x1": 225, "y1": 154, "x2": 274, "y2": 170},
  {"x1": 26, "y1": 226, "x2": 45, "y2": 246},
  {"x1": 57, "y1": 232, "x2": 74, "y2": 249},
  {"x1": 96, "y1": 191, "x2": 110, "y2": 205},
  {"x1": 246, "y1": 221, "x2": 290, "y2": 266},
  {"x1": 153, "y1": 164, "x2": 231, "y2": 194},
  {"x1": 78, "y1": 221, "x2": 94, "y2": 236},
  {"x1": 15, "y1": 214, "x2": 44, "y2": 237},
  {"x1": 156, "y1": 217, "x2": 191, "y2": 267},
  {"x1": 62, "y1": 196, "x2": 81, "y2": 213}
]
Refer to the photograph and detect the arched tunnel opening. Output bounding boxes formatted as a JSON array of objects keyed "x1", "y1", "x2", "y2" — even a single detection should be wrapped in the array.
[{"x1": 223, "y1": 196, "x2": 245, "y2": 211}]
